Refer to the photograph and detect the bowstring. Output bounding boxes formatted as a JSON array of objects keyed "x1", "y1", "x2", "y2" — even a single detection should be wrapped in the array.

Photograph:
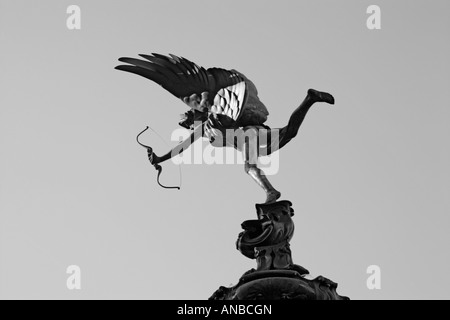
[{"x1": 147, "y1": 125, "x2": 183, "y2": 190}]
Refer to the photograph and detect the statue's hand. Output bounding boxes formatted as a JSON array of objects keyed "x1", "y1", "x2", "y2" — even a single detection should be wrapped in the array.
[
  {"x1": 183, "y1": 92, "x2": 210, "y2": 112},
  {"x1": 147, "y1": 148, "x2": 160, "y2": 165}
]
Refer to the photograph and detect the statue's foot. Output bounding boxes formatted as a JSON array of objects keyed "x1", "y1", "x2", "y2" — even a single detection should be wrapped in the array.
[
  {"x1": 308, "y1": 89, "x2": 335, "y2": 105},
  {"x1": 265, "y1": 190, "x2": 281, "y2": 204}
]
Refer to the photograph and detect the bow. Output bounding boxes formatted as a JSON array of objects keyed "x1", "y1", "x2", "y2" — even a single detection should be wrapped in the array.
[{"x1": 136, "y1": 126, "x2": 181, "y2": 190}]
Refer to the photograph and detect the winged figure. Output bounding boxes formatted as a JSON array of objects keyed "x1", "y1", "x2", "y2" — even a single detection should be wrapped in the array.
[{"x1": 116, "y1": 53, "x2": 334, "y2": 203}]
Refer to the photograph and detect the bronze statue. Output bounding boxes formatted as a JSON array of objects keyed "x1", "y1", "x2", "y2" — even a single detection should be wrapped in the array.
[
  {"x1": 116, "y1": 53, "x2": 334, "y2": 203},
  {"x1": 116, "y1": 54, "x2": 347, "y2": 300}
]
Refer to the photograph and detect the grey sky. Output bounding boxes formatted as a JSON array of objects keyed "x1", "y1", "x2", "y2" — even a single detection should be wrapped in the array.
[{"x1": 0, "y1": 0, "x2": 449, "y2": 299}]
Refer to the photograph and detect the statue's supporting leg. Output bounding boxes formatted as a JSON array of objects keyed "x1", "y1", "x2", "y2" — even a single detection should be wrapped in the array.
[
  {"x1": 262, "y1": 89, "x2": 335, "y2": 156},
  {"x1": 243, "y1": 127, "x2": 281, "y2": 203},
  {"x1": 245, "y1": 163, "x2": 281, "y2": 203}
]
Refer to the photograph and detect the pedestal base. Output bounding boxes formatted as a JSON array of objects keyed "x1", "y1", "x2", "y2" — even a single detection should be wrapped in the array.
[
  {"x1": 210, "y1": 269, "x2": 348, "y2": 300},
  {"x1": 212, "y1": 200, "x2": 349, "y2": 300}
]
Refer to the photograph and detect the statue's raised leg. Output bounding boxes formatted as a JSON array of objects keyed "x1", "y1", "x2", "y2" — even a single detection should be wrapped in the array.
[{"x1": 261, "y1": 89, "x2": 335, "y2": 155}]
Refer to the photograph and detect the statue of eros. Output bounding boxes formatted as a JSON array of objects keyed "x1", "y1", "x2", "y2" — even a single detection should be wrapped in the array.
[{"x1": 116, "y1": 54, "x2": 334, "y2": 203}]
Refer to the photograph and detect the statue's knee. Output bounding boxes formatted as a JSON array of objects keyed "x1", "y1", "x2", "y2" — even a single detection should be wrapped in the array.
[
  {"x1": 244, "y1": 162, "x2": 258, "y2": 174},
  {"x1": 244, "y1": 126, "x2": 258, "y2": 137},
  {"x1": 283, "y1": 127, "x2": 298, "y2": 141},
  {"x1": 243, "y1": 127, "x2": 259, "y2": 150},
  {"x1": 244, "y1": 163, "x2": 251, "y2": 174}
]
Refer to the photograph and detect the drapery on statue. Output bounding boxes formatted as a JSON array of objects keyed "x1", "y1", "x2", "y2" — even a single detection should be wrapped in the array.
[{"x1": 115, "y1": 54, "x2": 334, "y2": 203}]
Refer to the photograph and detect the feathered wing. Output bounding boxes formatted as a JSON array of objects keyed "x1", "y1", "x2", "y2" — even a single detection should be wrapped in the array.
[{"x1": 115, "y1": 53, "x2": 248, "y2": 124}]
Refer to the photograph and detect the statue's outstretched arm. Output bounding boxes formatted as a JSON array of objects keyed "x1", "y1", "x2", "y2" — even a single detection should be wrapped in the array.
[{"x1": 152, "y1": 124, "x2": 204, "y2": 164}]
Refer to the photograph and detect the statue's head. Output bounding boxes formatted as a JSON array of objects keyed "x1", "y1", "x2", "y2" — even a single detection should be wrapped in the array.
[{"x1": 179, "y1": 109, "x2": 208, "y2": 130}]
